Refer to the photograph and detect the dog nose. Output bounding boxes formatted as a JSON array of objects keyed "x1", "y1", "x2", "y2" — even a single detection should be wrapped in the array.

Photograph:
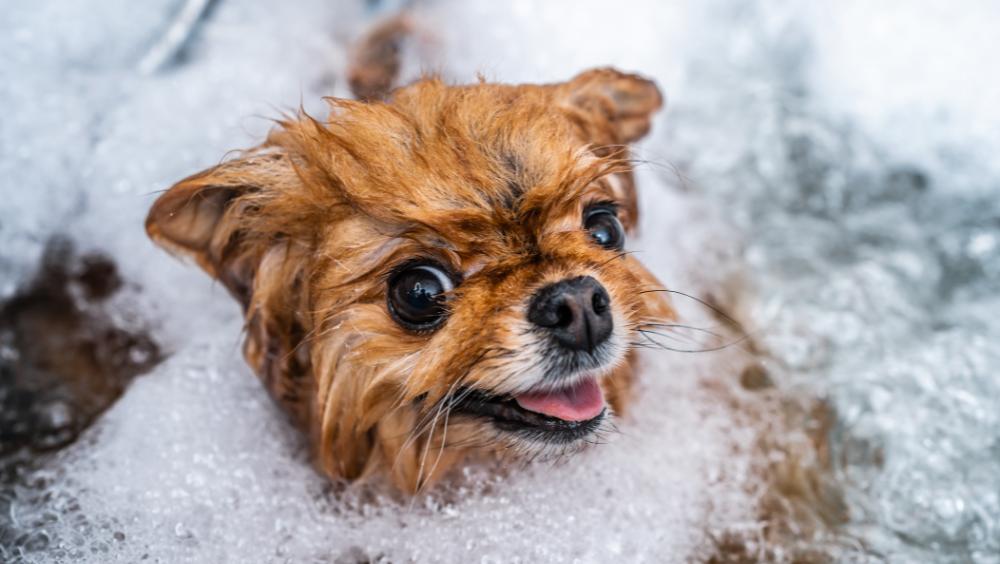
[{"x1": 528, "y1": 276, "x2": 613, "y2": 352}]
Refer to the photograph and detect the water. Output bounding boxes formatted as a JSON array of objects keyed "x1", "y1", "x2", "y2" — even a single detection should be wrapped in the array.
[{"x1": 2, "y1": 0, "x2": 999, "y2": 561}]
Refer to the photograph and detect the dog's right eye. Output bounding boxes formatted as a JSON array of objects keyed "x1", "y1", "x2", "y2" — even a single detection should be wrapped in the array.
[
  {"x1": 584, "y1": 205, "x2": 625, "y2": 251},
  {"x1": 387, "y1": 263, "x2": 456, "y2": 331}
]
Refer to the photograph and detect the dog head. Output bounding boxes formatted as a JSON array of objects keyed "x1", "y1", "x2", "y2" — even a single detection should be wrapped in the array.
[{"x1": 146, "y1": 68, "x2": 673, "y2": 491}]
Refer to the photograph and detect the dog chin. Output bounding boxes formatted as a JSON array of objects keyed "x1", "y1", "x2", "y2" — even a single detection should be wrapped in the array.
[{"x1": 450, "y1": 352, "x2": 621, "y2": 455}]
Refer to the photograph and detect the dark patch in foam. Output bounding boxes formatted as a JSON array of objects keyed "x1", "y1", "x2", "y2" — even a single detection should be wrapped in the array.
[
  {"x1": 0, "y1": 237, "x2": 163, "y2": 467},
  {"x1": 0, "y1": 237, "x2": 164, "y2": 555}
]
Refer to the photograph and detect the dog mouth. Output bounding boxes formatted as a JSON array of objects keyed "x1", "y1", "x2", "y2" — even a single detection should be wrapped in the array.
[{"x1": 451, "y1": 377, "x2": 607, "y2": 443}]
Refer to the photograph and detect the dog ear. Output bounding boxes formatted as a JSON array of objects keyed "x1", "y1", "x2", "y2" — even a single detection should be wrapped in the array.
[
  {"x1": 555, "y1": 68, "x2": 663, "y2": 231},
  {"x1": 557, "y1": 67, "x2": 664, "y2": 145},
  {"x1": 145, "y1": 153, "x2": 293, "y2": 307},
  {"x1": 148, "y1": 152, "x2": 316, "y2": 431}
]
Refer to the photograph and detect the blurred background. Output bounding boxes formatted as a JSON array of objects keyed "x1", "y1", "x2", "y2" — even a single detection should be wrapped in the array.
[{"x1": 2, "y1": 1, "x2": 999, "y2": 562}]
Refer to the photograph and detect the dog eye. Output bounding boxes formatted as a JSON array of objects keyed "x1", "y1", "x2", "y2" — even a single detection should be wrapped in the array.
[
  {"x1": 387, "y1": 263, "x2": 456, "y2": 330},
  {"x1": 584, "y1": 206, "x2": 625, "y2": 251}
]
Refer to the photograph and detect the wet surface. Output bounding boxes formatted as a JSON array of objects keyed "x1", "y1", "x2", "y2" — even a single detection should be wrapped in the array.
[
  {"x1": 0, "y1": 237, "x2": 161, "y2": 470},
  {"x1": 0, "y1": 238, "x2": 163, "y2": 558}
]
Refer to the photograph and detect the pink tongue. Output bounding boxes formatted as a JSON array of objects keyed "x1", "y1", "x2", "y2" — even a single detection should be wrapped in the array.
[{"x1": 514, "y1": 377, "x2": 605, "y2": 422}]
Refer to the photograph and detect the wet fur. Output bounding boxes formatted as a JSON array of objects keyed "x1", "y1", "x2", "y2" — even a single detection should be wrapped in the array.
[{"x1": 146, "y1": 68, "x2": 672, "y2": 492}]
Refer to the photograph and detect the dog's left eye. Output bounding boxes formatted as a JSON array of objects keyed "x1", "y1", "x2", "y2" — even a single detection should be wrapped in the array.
[
  {"x1": 387, "y1": 263, "x2": 456, "y2": 330},
  {"x1": 584, "y1": 206, "x2": 625, "y2": 251}
]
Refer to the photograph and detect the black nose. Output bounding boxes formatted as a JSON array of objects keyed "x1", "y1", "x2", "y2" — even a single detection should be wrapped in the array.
[{"x1": 528, "y1": 276, "x2": 613, "y2": 352}]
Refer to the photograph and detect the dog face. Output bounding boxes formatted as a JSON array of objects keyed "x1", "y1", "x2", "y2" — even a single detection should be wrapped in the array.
[{"x1": 146, "y1": 68, "x2": 673, "y2": 491}]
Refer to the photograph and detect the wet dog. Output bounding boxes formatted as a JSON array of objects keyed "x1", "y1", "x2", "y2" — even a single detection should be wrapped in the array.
[{"x1": 146, "y1": 68, "x2": 673, "y2": 492}]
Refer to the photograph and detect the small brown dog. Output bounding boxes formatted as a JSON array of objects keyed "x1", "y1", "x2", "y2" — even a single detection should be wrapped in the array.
[{"x1": 146, "y1": 68, "x2": 673, "y2": 492}]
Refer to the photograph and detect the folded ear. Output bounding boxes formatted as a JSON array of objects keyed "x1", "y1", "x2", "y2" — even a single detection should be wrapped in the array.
[
  {"x1": 146, "y1": 152, "x2": 291, "y2": 306},
  {"x1": 554, "y1": 68, "x2": 664, "y2": 231},
  {"x1": 557, "y1": 67, "x2": 664, "y2": 145},
  {"x1": 148, "y1": 152, "x2": 316, "y2": 430}
]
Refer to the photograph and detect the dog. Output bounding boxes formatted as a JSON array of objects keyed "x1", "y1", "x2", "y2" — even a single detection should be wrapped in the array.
[{"x1": 146, "y1": 68, "x2": 674, "y2": 492}]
